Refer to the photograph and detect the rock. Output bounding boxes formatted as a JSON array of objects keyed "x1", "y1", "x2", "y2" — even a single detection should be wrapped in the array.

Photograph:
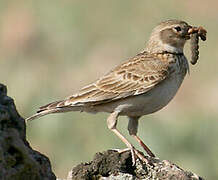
[
  {"x1": 0, "y1": 83, "x2": 56, "y2": 180},
  {"x1": 68, "y1": 150, "x2": 204, "y2": 180}
]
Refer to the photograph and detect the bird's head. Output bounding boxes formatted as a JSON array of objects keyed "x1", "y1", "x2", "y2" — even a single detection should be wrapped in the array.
[{"x1": 145, "y1": 20, "x2": 205, "y2": 54}]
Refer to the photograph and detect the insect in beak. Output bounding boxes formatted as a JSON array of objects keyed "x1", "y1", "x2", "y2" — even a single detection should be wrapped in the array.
[
  {"x1": 188, "y1": 26, "x2": 207, "y2": 41},
  {"x1": 188, "y1": 26, "x2": 207, "y2": 65}
]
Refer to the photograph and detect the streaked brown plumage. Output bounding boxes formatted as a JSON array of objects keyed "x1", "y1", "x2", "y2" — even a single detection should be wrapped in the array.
[
  {"x1": 26, "y1": 20, "x2": 207, "y2": 164},
  {"x1": 40, "y1": 52, "x2": 171, "y2": 108}
]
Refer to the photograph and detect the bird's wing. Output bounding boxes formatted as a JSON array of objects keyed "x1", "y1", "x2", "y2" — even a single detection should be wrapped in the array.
[
  {"x1": 60, "y1": 52, "x2": 171, "y2": 107},
  {"x1": 26, "y1": 52, "x2": 172, "y2": 121}
]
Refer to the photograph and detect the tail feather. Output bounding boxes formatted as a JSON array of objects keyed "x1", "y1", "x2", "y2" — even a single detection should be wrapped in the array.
[
  {"x1": 26, "y1": 109, "x2": 60, "y2": 122},
  {"x1": 37, "y1": 100, "x2": 64, "y2": 113},
  {"x1": 26, "y1": 88, "x2": 101, "y2": 122},
  {"x1": 26, "y1": 99, "x2": 81, "y2": 122}
]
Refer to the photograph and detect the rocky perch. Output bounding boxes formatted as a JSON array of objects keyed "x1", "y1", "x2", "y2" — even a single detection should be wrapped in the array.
[
  {"x1": 0, "y1": 83, "x2": 205, "y2": 180},
  {"x1": 68, "y1": 150, "x2": 204, "y2": 180}
]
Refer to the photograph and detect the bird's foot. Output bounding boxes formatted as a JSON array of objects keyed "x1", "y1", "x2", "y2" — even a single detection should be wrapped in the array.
[{"x1": 112, "y1": 147, "x2": 148, "y2": 165}]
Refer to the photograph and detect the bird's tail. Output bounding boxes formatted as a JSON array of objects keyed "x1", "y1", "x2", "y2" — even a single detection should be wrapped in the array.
[{"x1": 25, "y1": 100, "x2": 81, "y2": 122}]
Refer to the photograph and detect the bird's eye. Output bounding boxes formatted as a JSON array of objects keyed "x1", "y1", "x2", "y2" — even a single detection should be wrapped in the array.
[{"x1": 174, "y1": 26, "x2": 182, "y2": 32}]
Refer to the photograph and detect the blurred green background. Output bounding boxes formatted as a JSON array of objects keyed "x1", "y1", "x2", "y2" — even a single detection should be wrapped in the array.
[{"x1": 0, "y1": 0, "x2": 218, "y2": 179}]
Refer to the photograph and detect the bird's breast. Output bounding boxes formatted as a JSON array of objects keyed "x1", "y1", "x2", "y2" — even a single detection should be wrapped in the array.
[
  {"x1": 88, "y1": 55, "x2": 189, "y2": 117},
  {"x1": 117, "y1": 56, "x2": 189, "y2": 116}
]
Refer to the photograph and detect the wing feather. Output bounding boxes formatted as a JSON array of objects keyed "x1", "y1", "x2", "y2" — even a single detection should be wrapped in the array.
[
  {"x1": 31, "y1": 52, "x2": 172, "y2": 118},
  {"x1": 64, "y1": 52, "x2": 171, "y2": 106}
]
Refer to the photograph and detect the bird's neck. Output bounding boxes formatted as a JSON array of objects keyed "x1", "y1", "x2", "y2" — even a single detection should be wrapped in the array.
[
  {"x1": 145, "y1": 42, "x2": 184, "y2": 54},
  {"x1": 144, "y1": 33, "x2": 184, "y2": 54}
]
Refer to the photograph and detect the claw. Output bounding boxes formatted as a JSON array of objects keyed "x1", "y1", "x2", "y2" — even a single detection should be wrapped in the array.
[{"x1": 113, "y1": 147, "x2": 148, "y2": 165}]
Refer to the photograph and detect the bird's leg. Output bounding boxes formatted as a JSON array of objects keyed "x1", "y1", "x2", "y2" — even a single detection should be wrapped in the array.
[
  {"x1": 133, "y1": 135, "x2": 155, "y2": 157},
  {"x1": 107, "y1": 111, "x2": 147, "y2": 164},
  {"x1": 128, "y1": 116, "x2": 155, "y2": 157}
]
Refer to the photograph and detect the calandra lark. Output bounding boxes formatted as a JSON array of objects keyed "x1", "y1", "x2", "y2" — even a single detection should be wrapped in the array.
[{"x1": 27, "y1": 20, "x2": 207, "y2": 164}]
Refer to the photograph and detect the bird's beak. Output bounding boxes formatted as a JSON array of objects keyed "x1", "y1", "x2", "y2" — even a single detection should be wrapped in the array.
[
  {"x1": 188, "y1": 26, "x2": 199, "y2": 35},
  {"x1": 188, "y1": 26, "x2": 207, "y2": 41}
]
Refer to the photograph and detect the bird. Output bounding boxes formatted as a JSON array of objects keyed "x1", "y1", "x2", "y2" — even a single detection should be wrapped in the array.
[{"x1": 26, "y1": 20, "x2": 206, "y2": 164}]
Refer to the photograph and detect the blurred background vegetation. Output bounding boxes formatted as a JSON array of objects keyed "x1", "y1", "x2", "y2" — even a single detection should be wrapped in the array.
[{"x1": 0, "y1": 0, "x2": 217, "y2": 179}]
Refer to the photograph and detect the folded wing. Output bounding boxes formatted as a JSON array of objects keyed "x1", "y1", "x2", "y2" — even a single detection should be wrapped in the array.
[
  {"x1": 26, "y1": 52, "x2": 171, "y2": 121},
  {"x1": 63, "y1": 52, "x2": 171, "y2": 106}
]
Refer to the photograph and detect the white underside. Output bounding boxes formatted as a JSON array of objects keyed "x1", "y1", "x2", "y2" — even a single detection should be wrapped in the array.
[{"x1": 84, "y1": 70, "x2": 186, "y2": 117}]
